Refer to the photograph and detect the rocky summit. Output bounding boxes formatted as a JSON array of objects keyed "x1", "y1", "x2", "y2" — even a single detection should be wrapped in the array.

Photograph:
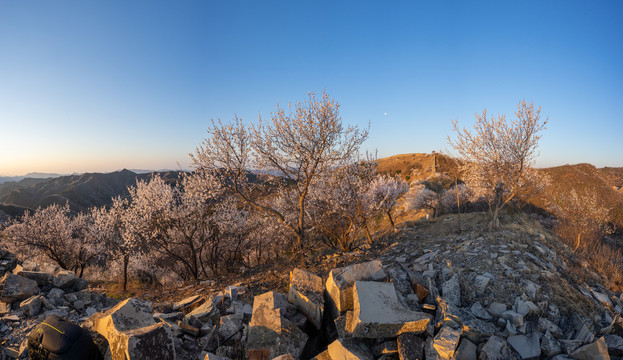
[{"x1": 2, "y1": 218, "x2": 623, "y2": 360}]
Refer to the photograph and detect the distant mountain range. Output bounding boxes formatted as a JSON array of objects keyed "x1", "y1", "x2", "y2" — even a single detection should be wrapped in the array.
[
  {"x1": 0, "y1": 169, "x2": 177, "y2": 184},
  {"x1": 0, "y1": 172, "x2": 66, "y2": 184},
  {"x1": 0, "y1": 169, "x2": 182, "y2": 215}
]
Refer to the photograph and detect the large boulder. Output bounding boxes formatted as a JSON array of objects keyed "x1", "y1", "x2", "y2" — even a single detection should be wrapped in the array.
[
  {"x1": 0, "y1": 273, "x2": 39, "y2": 303},
  {"x1": 12, "y1": 270, "x2": 54, "y2": 286},
  {"x1": 92, "y1": 297, "x2": 176, "y2": 360},
  {"x1": 288, "y1": 268, "x2": 324, "y2": 329},
  {"x1": 345, "y1": 281, "x2": 430, "y2": 338},
  {"x1": 326, "y1": 260, "x2": 387, "y2": 314},
  {"x1": 246, "y1": 291, "x2": 308, "y2": 360}
]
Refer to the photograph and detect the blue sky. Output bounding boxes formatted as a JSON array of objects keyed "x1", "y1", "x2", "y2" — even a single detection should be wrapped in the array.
[{"x1": 1, "y1": 1, "x2": 621, "y2": 175}]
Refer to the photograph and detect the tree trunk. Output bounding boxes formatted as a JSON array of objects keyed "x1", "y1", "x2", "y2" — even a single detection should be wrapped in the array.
[
  {"x1": 574, "y1": 232, "x2": 582, "y2": 251},
  {"x1": 386, "y1": 211, "x2": 395, "y2": 228},
  {"x1": 297, "y1": 195, "x2": 306, "y2": 250},
  {"x1": 455, "y1": 178, "x2": 461, "y2": 234},
  {"x1": 489, "y1": 185, "x2": 504, "y2": 230},
  {"x1": 363, "y1": 218, "x2": 373, "y2": 244},
  {"x1": 489, "y1": 205, "x2": 501, "y2": 231},
  {"x1": 123, "y1": 255, "x2": 129, "y2": 291}
]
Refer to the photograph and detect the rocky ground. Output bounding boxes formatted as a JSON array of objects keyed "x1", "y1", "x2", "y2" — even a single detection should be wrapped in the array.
[{"x1": 1, "y1": 212, "x2": 623, "y2": 359}]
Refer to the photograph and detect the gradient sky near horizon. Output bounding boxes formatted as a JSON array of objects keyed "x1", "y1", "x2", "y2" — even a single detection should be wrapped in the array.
[{"x1": 1, "y1": 1, "x2": 622, "y2": 176}]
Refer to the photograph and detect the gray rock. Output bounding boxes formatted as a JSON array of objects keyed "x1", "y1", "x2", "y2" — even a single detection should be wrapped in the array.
[
  {"x1": 371, "y1": 340, "x2": 398, "y2": 357},
  {"x1": 513, "y1": 298, "x2": 531, "y2": 317},
  {"x1": 51, "y1": 269, "x2": 79, "y2": 290},
  {"x1": 288, "y1": 268, "x2": 324, "y2": 330},
  {"x1": 219, "y1": 313, "x2": 243, "y2": 341},
  {"x1": 441, "y1": 274, "x2": 461, "y2": 306},
  {"x1": 433, "y1": 326, "x2": 462, "y2": 359},
  {"x1": 325, "y1": 260, "x2": 387, "y2": 314},
  {"x1": 0, "y1": 273, "x2": 39, "y2": 303},
  {"x1": 591, "y1": 290, "x2": 613, "y2": 308},
  {"x1": 471, "y1": 302, "x2": 492, "y2": 320},
  {"x1": 246, "y1": 291, "x2": 308, "y2": 360},
  {"x1": 604, "y1": 334, "x2": 623, "y2": 356},
  {"x1": 548, "y1": 304, "x2": 562, "y2": 324},
  {"x1": 185, "y1": 296, "x2": 221, "y2": 324},
  {"x1": 462, "y1": 316, "x2": 497, "y2": 343},
  {"x1": 487, "y1": 303, "x2": 507, "y2": 317},
  {"x1": 91, "y1": 298, "x2": 176, "y2": 360},
  {"x1": 425, "y1": 336, "x2": 442, "y2": 360},
  {"x1": 503, "y1": 320, "x2": 517, "y2": 337},
  {"x1": 507, "y1": 334, "x2": 540, "y2": 360},
  {"x1": 570, "y1": 336, "x2": 610, "y2": 359},
  {"x1": 502, "y1": 310, "x2": 524, "y2": 327},
  {"x1": 397, "y1": 332, "x2": 424, "y2": 360},
  {"x1": 47, "y1": 287, "x2": 65, "y2": 299},
  {"x1": 574, "y1": 324, "x2": 595, "y2": 345},
  {"x1": 387, "y1": 264, "x2": 414, "y2": 297},
  {"x1": 19, "y1": 295, "x2": 43, "y2": 317},
  {"x1": 327, "y1": 338, "x2": 373, "y2": 360},
  {"x1": 524, "y1": 281, "x2": 539, "y2": 299},
  {"x1": 541, "y1": 330, "x2": 562, "y2": 357},
  {"x1": 13, "y1": 270, "x2": 53, "y2": 286},
  {"x1": 539, "y1": 317, "x2": 564, "y2": 338},
  {"x1": 345, "y1": 281, "x2": 430, "y2": 338},
  {"x1": 479, "y1": 335, "x2": 514, "y2": 360},
  {"x1": 456, "y1": 339, "x2": 477, "y2": 360},
  {"x1": 559, "y1": 340, "x2": 583, "y2": 355},
  {"x1": 473, "y1": 275, "x2": 491, "y2": 293}
]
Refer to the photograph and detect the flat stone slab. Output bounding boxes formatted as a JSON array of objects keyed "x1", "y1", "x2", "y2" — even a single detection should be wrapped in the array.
[
  {"x1": 433, "y1": 326, "x2": 462, "y2": 359},
  {"x1": 508, "y1": 334, "x2": 541, "y2": 360},
  {"x1": 441, "y1": 274, "x2": 461, "y2": 306},
  {"x1": 326, "y1": 260, "x2": 387, "y2": 314},
  {"x1": 185, "y1": 296, "x2": 220, "y2": 323},
  {"x1": 345, "y1": 281, "x2": 430, "y2": 338},
  {"x1": 327, "y1": 338, "x2": 374, "y2": 360},
  {"x1": 288, "y1": 268, "x2": 324, "y2": 329},
  {"x1": 13, "y1": 270, "x2": 53, "y2": 286},
  {"x1": 0, "y1": 273, "x2": 39, "y2": 303},
  {"x1": 173, "y1": 295, "x2": 203, "y2": 312},
  {"x1": 538, "y1": 317, "x2": 564, "y2": 338}
]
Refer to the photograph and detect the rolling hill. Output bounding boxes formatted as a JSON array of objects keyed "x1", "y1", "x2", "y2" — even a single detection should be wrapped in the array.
[{"x1": 0, "y1": 169, "x2": 183, "y2": 214}]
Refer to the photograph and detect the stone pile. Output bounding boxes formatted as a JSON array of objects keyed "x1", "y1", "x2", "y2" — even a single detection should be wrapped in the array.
[
  {"x1": 0, "y1": 258, "x2": 117, "y2": 359},
  {"x1": 3, "y1": 225, "x2": 623, "y2": 360}
]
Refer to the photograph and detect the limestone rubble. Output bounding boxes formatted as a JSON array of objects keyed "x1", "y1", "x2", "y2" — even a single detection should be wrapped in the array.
[{"x1": 2, "y1": 222, "x2": 623, "y2": 360}]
